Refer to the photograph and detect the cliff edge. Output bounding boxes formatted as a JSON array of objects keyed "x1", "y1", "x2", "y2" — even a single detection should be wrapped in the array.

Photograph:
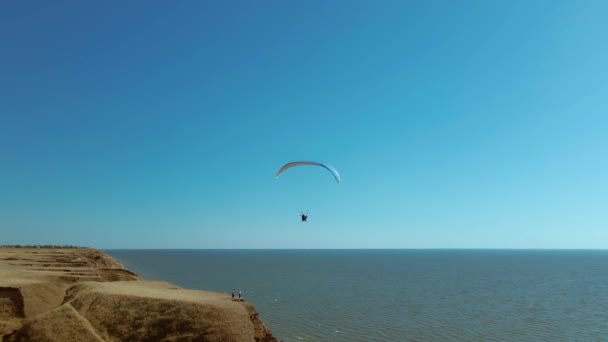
[{"x1": 0, "y1": 248, "x2": 277, "y2": 341}]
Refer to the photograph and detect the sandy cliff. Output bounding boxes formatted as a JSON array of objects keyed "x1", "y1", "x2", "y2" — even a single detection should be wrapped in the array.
[{"x1": 0, "y1": 248, "x2": 277, "y2": 341}]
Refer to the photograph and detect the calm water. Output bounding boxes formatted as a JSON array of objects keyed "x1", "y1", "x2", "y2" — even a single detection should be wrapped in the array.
[{"x1": 105, "y1": 250, "x2": 608, "y2": 341}]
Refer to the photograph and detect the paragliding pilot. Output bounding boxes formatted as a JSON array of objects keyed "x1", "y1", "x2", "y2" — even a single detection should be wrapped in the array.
[{"x1": 300, "y1": 212, "x2": 308, "y2": 222}]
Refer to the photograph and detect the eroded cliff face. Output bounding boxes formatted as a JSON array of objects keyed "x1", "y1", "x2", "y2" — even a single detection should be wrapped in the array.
[{"x1": 0, "y1": 248, "x2": 278, "y2": 342}]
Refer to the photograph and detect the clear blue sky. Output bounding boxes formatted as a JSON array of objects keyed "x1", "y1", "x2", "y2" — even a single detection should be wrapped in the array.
[{"x1": 1, "y1": 1, "x2": 606, "y2": 248}]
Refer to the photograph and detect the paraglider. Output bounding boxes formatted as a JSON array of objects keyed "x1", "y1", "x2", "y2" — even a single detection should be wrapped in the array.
[
  {"x1": 275, "y1": 161, "x2": 341, "y2": 183},
  {"x1": 276, "y1": 161, "x2": 340, "y2": 222}
]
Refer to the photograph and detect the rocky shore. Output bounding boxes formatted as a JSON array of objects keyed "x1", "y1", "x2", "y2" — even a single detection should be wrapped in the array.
[{"x1": 0, "y1": 248, "x2": 277, "y2": 341}]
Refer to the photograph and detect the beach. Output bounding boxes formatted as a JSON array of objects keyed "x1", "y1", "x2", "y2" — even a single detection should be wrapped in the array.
[{"x1": 0, "y1": 247, "x2": 277, "y2": 341}]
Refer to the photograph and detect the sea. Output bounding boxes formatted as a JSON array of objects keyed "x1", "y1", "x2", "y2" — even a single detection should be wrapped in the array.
[{"x1": 105, "y1": 249, "x2": 608, "y2": 341}]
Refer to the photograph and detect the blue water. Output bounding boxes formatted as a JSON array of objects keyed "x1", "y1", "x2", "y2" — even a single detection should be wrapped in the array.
[{"x1": 105, "y1": 250, "x2": 608, "y2": 341}]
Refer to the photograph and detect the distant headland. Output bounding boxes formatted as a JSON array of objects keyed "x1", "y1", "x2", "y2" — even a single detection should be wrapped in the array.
[{"x1": 0, "y1": 245, "x2": 85, "y2": 249}]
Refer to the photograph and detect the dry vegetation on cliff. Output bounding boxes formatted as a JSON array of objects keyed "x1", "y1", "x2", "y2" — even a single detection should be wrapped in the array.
[{"x1": 0, "y1": 248, "x2": 277, "y2": 342}]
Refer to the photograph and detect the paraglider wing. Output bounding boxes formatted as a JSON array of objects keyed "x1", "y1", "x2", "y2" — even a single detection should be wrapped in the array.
[{"x1": 275, "y1": 161, "x2": 341, "y2": 183}]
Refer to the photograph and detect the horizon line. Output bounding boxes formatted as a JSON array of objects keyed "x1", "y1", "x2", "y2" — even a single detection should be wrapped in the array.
[{"x1": 101, "y1": 247, "x2": 608, "y2": 251}]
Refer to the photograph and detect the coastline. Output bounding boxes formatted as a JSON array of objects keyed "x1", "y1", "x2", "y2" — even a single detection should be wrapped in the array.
[{"x1": 0, "y1": 247, "x2": 277, "y2": 341}]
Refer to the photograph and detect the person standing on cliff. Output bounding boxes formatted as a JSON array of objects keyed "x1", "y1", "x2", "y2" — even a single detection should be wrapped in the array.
[
  {"x1": 232, "y1": 289, "x2": 235, "y2": 299},
  {"x1": 239, "y1": 290, "x2": 242, "y2": 299}
]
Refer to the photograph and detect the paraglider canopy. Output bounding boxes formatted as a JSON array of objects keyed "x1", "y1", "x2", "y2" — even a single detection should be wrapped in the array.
[{"x1": 275, "y1": 161, "x2": 341, "y2": 183}]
